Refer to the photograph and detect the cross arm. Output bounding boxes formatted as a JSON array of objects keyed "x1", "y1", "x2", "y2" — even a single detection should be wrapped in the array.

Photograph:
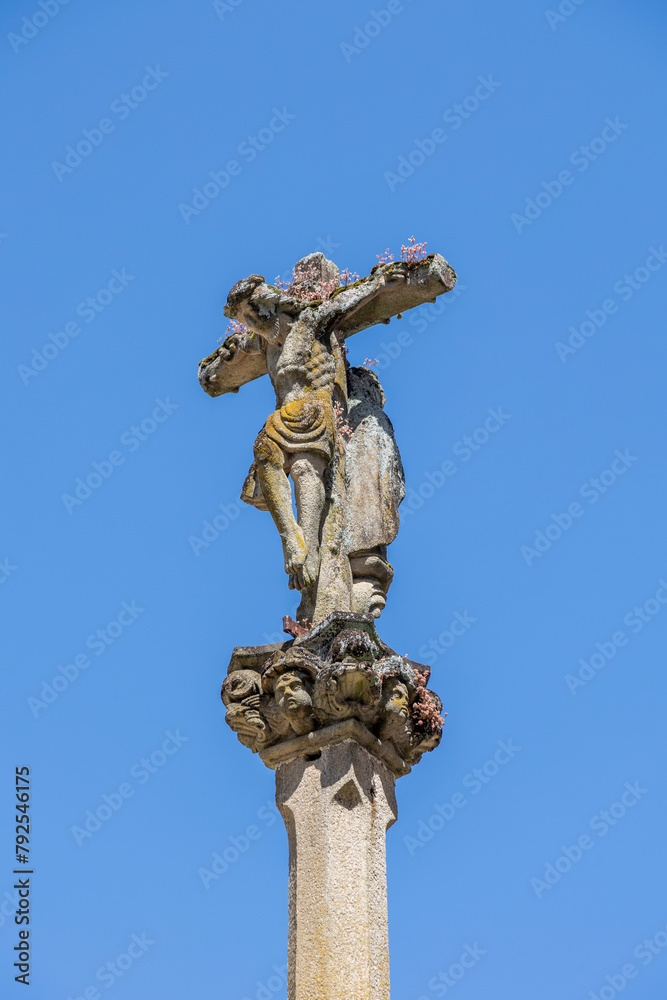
[
  {"x1": 324, "y1": 254, "x2": 457, "y2": 339},
  {"x1": 199, "y1": 272, "x2": 289, "y2": 397},
  {"x1": 198, "y1": 327, "x2": 268, "y2": 397}
]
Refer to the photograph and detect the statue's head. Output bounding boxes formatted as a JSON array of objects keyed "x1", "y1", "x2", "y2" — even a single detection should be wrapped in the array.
[
  {"x1": 381, "y1": 677, "x2": 411, "y2": 719},
  {"x1": 313, "y1": 657, "x2": 382, "y2": 726},
  {"x1": 376, "y1": 661, "x2": 417, "y2": 751},
  {"x1": 377, "y1": 678, "x2": 412, "y2": 751},
  {"x1": 221, "y1": 668, "x2": 261, "y2": 707},
  {"x1": 274, "y1": 670, "x2": 312, "y2": 713},
  {"x1": 225, "y1": 274, "x2": 263, "y2": 316},
  {"x1": 224, "y1": 274, "x2": 283, "y2": 340},
  {"x1": 261, "y1": 649, "x2": 318, "y2": 735},
  {"x1": 348, "y1": 552, "x2": 394, "y2": 619},
  {"x1": 220, "y1": 669, "x2": 272, "y2": 752}
]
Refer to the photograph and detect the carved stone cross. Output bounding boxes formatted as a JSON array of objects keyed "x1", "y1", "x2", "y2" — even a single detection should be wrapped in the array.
[
  {"x1": 199, "y1": 250, "x2": 456, "y2": 625},
  {"x1": 198, "y1": 247, "x2": 457, "y2": 998}
]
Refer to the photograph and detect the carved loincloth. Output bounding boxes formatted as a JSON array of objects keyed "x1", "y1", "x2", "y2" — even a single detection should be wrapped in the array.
[{"x1": 241, "y1": 390, "x2": 336, "y2": 510}]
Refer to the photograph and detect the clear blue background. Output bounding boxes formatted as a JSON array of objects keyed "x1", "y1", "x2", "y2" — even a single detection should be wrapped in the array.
[{"x1": 2, "y1": 0, "x2": 667, "y2": 997}]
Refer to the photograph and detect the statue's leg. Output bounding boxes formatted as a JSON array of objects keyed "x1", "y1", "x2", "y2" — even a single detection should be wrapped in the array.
[
  {"x1": 254, "y1": 431, "x2": 309, "y2": 587},
  {"x1": 289, "y1": 452, "x2": 327, "y2": 592}
]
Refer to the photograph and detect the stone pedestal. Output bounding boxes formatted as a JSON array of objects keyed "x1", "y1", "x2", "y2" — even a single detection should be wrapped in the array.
[
  {"x1": 220, "y1": 613, "x2": 445, "y2": 998},
  {"x1": 276, "y1": 740, "x2": 398, "y2": 1000}
]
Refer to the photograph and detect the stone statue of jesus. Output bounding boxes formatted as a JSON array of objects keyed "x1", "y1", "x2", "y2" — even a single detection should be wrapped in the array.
[{"x1": 198, "y1": 250, "x2": 456, "y2": 624}]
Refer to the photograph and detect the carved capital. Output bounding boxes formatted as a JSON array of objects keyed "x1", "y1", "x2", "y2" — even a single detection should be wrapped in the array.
[{"x1": 222, "y1": 612, "x2": 444, "y2": 769}]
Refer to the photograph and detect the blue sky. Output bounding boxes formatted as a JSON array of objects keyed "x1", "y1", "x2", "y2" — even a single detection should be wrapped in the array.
[{"x1": 2, "y1": 0, "x2": 667, "y2": 997}]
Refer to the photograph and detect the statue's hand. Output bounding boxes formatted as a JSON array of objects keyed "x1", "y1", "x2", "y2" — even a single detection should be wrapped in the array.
[
  {"x1": 220, "y1": 330, "x2": 264, "y2": 361},
  {"x1": 218, "y1": 333, "x2": 242, "y2": 360}
]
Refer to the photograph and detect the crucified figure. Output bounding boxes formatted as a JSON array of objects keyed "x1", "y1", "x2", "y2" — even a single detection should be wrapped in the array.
[{"x1": 198, "y1": 250, "x2": 456, "y2": 621}]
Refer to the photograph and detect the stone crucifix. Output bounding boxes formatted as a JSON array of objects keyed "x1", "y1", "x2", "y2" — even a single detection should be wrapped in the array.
[
  {"x1": 198, "y1": 246, "x2": 457, "y2": 999},
  {"x1": 199, "y1": 250, "x2": 456, "y2": 625}
]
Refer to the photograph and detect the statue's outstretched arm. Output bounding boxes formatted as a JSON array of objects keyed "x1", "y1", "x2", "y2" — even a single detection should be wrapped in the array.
[
  {"x1": 325, "y1": 254, "x2": 457, "y2": 339},
  {"x1": 198, "y1": 327, "x2": 268, "y2": 397}
]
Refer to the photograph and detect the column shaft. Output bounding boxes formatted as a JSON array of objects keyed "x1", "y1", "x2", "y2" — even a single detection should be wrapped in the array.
[{"x1": 276, "y1": 741, "x2": 398, "y2": 1000}]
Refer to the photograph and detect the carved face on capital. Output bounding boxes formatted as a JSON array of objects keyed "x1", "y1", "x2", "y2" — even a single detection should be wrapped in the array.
[
  {"x1": 274, "y1": 670, "x2": 313, "y2": 714},
  {"x1": 313, "y1": 658, "x2": 382, "y2": 726},
  {"x1": 220, "y1": 670, "x2": 271, "y2": 752},
  {"x1": 382, "y1": 678, "x2": 410, "y2": 719},
  {"x1": 221, "y1": 669, "x2": 261, "y2": 707},
  {"x1": 261, "y1": 653, "x2": 318, "y2": 736},
  {"x1": 409, "y1": 726, "x2": 443, "y2": 763},
  {"x1": 377, "y1": 677, "x2": 412, "y2": 749}
]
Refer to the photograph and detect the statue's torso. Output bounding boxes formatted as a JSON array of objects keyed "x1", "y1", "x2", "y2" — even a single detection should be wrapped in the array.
[{"x1": 266, "y1": 321, "x2": 340, "y2": 407}]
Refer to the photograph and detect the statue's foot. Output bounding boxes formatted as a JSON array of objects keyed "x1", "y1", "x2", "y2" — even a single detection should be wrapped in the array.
[{"x1": 283, "y1": 528, "x2": 309, "y2": 588}]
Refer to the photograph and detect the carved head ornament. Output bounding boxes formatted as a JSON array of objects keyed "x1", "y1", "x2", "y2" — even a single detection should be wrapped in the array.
[{"x1": 261, "y1": 648, "x2": 319, "y2": 736}]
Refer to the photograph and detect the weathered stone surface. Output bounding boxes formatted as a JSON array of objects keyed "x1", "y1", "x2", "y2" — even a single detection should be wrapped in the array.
[
  {"x1": 260, "y1": 719, "x2": 411, "y2": 777},
  {"x1": 276, "y1": 742, "x2": 397, "y2": 999},
  {"x1": 345, "y1": 365, "x2": 404, "y2": 617},
  {"x1": 199, "y1": 245, "x2": 456, "y2": 999},
  {"x1": 198, "y1": 251, "x2": 456, "y2": 624},
  {"x1": 222, "y1": 612, "x2": 444, "y2": 770},
  {"x1": 345, "y1": 366, "x2": 405, "y2": 552}
]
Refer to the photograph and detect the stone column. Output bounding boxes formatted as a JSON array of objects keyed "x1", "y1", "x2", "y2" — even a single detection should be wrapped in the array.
[
  {"x1": 276, "y1": 740, "x2": 398, "y2": 1000},
  {"x1": 222, "y1": 616, "x2": 444, "y2": 997}
]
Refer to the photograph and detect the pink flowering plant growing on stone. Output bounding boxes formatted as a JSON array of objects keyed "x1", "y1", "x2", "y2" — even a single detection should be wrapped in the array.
[
  {"x1": 273, "y1": 263, "x2": 359, "y2": 303},
  {"x1": 271, "y1": 240, "x2": 428, "y2": 309},
  {"x1": 339, "y1": 267, "x2": 360, "y2": 287},
  {"x1": 400, "y1": 236, "x2": 428, "y2": 262},
  {"x1": 376, "y1": 237, "x2": 428, "y2": 266},
  {"x1": 333, "y1": 401, "x2": 354, "y2": 442},
  {"x1": 218, "y1": 318, "x2": 249, "y2": 343},
  {"x1": 412, "y1": 668, "x2": 446, "y2": 732}
]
